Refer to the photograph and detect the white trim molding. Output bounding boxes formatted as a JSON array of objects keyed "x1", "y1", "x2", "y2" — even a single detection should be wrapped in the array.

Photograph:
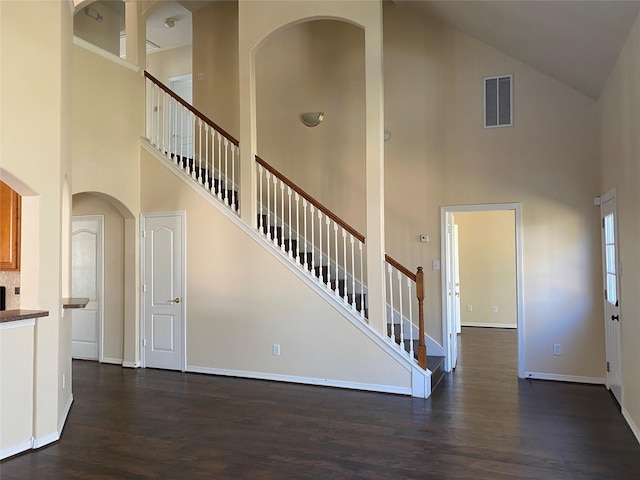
[
  {"x1": 524, "y1": 372, "x2": 605, "y2": 385},
  {"x1": 461, "y1": 322, "x2": 517, "y2": 329},
  {"x1": 122, "y1": 361, "x2": 141, "y2": 368},
  {"x1": 187, "y1": 365, "x2": 413, "y2": 396},
  {"x1": 73, "y1": 36, "x2": 140, "y2": 73},
  {"x1": 32, "y1": 393, "x2": 74, "y2": 450},
  {"x1": 0, "y1": 318, "x2": 36, "y2": 331},
  {"x1": 622, "y1": 408, "x2": 640, "y2": 444},
  {"x1": 102, "y1": 357, "x2": 124, "y2": 365},
  {"x1": 0, "y1": 438, "x2": 34, "y2": 461}
]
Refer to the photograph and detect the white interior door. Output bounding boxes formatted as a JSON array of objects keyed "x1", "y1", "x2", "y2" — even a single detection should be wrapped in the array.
[
  {"x1": 169, "y1": 75, "x2": 193, "y2": 159},
  {"x1": 71, "y1": 216, "x2": 103, "y2": 361},
  {"x1": 601, "y1": 189, "x2": 622, "y2": 404},
  {"x1": 446, "y1": 212, "x2": 459, "y2": 369},
  {"x1": 143, "y1": 212, "x2": 185, "y2": 371}
]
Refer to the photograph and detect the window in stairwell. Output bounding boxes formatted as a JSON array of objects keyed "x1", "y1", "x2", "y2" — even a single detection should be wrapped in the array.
[{"x1": 484, "y1": 74, "x2": 513, "y2": 128}]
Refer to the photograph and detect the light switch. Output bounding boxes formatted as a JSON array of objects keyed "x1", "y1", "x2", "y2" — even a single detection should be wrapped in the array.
[{"x1": 432, "y1": 260, "x2": 440, "y2": 270}]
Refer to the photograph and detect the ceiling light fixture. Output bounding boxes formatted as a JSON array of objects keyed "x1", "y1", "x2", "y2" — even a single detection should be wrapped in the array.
[{"x1": 164, "y1": 17, "x2": 176, "y2": 28}]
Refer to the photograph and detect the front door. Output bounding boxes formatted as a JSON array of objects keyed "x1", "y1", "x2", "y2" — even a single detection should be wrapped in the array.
[
  {"x1": 71, "y1": 216, "x2": 103, "y2": 361},
  {"x1": 143, "y1": 212, "x2": 185, "y2": 371},
  {"x1": 601, "y1": 189, "x2": 622, "y2": 404}
]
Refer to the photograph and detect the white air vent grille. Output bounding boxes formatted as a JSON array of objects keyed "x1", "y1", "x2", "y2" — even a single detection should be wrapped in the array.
[{"x1": 484, "y1": 75, "x2": 513, "y2": 128}]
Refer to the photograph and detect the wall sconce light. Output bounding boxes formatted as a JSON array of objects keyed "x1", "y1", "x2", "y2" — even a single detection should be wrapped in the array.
[
  {"x1": 164, "y1": 17, "x2": 176, "y2": 28},
  {"x1": 85, "y1": 8, "x2": 103, "y2": 23},
  {"x1": 384, "y1": 130, "x2": 391, "y2": 142},
  {"x1": 300, "y1": 112, "x2": 324, "y2": 128}
]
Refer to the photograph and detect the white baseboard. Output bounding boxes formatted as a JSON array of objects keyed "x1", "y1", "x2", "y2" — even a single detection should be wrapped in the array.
[
  {"x1": 622, "y1": 407, "x2": 640, "y2": 444},
  {"x1": 186, "y1": 365, "x2": 412, "y2": 396},
  {"x1": 32, "y1": 393, "x2": 74, "y2": 450},
  {"x1": 0, "y1": 438, "x2": 33, "y2": 460},
  {"x1": 102, "y1": 357, "x2": 124, "y2": 365},
  {"x1": 524, "y1": 372, "x2": 605, "y2": 385},
  {"x1": 122, "y1": 361, "x2": 140, "y2": 368},
  {"x1": 461, "y1": 322, "x2": 517, "y2": 329}
]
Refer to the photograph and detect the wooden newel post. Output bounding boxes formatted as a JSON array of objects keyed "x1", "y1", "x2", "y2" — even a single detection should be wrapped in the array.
[{"x1": 416, "y1": 266, "x2": 427, "y2": 369}]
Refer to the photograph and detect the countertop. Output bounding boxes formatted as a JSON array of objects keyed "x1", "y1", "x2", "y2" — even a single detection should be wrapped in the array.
[
  {"x1": 0, "y1": 309, "x2": 49, "y2": 324},
  {"x1": 62, "y1": 297, "x2": 90, "y2": 309}
]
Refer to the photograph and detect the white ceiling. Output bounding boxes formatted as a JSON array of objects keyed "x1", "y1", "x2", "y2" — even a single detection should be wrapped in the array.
[
  {"x1": 394, "y1": 0, "x2": 640, "y2": 99},
  {"x1": 146, "y1": 1, "x2": 192, "y2": 52}
]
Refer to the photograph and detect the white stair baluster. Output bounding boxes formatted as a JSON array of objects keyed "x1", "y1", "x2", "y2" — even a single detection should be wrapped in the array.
[
  {"x1": 218, "y1": 130, "x2": 222, "y2": 200},
  {"x1": 201, "y1": 123, "x2": 208, "y2": 184},
  {"x1": 272, "y1": 174, "x2": 278, "y2": 245},
  {"x1": 287, "y1": 187, "x2": 292, "y2": 258},
  {"x1": 318, "y1": 211, "x2": 323, "y2": 283},
  {"x1": 303, "y1": 199, "x2": 308, "y2": 270},
  {"x1": 258, "y1": 164, "x2": 264, "y2": 232},
  {"x1": 359, "y1": 241, "x2": 364, "y2": 319},
  {"x1": 197, "y1": 119, "x2": 203, "y2": 171},
  {"x1": 326, "y1": 216, "x2": 331, "y2": 287},
  {"x1": 350, "y1": 234, "x2": 355, "y2": 306},
  {"x1": 295, "y1": 193, "x2": 300, "y2": 263},
  {"x1": 310, "y1": 205, "x2": 315, "y2": 274},
  {"x1": 388, "y1": 264, "x2": 395, "y2": 343},
  {"x1": 335, "y1": 224, "x2": 340, "y2": 295},
  {"x1": 180, "y1": 104, "x2": 184, "y2": 165},
  {"x1": 398, "y1": 270, "x2": 404, "y2": 350},
  {"x1": 407, "y1": 277, "x2": 414, "y2": 360},
  {"x1": 266, "y1": 172, "x2": 271, "y2": 240},
  {"x1": 232, "y1": 145, "x2": 236, "y2": 211},
  {"x1": 280, "y1": 181, "x2": 285, "y2": 252},
  {"x1": 224, "y1": 138, "x2": 229, "y2": 205},
  {"x1": 342, "y1": 228, "x2": 347, "y2": 303}
]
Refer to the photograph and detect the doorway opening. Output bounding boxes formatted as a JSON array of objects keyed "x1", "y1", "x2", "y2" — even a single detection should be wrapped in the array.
[{"x1": 441, "y1": 204, "x2": 525, "y2": 377}]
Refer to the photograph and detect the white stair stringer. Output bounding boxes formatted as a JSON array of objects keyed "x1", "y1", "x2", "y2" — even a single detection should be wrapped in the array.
[{"x1": 141, "y1": 138, "x2": 433, "y2": 398}]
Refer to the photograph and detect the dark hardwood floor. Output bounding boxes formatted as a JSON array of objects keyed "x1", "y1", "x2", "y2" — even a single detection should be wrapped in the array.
[{"x1": 2, "y1": 327, "x2": 638, "y2": 479}]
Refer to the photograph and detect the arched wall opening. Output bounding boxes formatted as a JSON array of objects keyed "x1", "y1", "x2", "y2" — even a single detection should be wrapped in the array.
[{"x1": 72, "y1": 191, "x2": 137, "y2": 365}]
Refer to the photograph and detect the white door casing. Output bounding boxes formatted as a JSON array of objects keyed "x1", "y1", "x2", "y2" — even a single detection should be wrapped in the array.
[
  {"x1": 441, "y1": 204, "x2": 524, "y2": 376},
  {"x1": 141, "y1": 212, "x2": 186, "y2": 371},
  {"x1": 600, "y1": 189, "x2": 622, "y2": 404},
  {"x1": 71, "y1": 215, "x2": 104, "y2": 361},
  {"x1": 445, "y1": 213, "x2": 459, "y2": 369},
  {"x1": 453, "y1": 224, "x2": 461, "y2": 335}
]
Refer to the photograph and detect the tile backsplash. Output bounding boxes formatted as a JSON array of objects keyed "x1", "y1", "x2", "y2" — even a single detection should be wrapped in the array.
[{"x1": 0, "y1": 271, "x2": 20, "y2": 309}]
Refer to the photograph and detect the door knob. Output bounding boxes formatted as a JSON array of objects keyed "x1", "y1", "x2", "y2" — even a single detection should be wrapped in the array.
[
  {"x1": 611, "y1": 314, "x2": 619, "y2": 321},
  {"x1": 172, "y1": 297, "x2": 181, "y2": 304}
]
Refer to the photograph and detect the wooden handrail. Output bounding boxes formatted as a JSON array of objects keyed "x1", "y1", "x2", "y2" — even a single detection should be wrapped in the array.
[
  {"x1": 144, "y1": 71, "x2": 240, "y2": 147},
  {"x1": 384, "y1": 254, "x2": 417, "y2": 282},
  {"x1": 255, "y1": 155, "x2": 366, "y2": 244}
]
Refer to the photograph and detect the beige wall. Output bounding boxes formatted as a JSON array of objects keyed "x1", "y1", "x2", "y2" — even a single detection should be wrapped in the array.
[
  {"x1": 193, "y1": 1, "x2": 239, "y2": 139},
  {"x1": 382, "y1": 3, "x2": 604, "y2": 380},
  {"x1": 0, "y1": 0, "x2": 72, "y2": 449},
  {"x1": 456, "y1": 211, "x2": 517, "y2": 328},
  {"x1": 146, "y1": 45, "x2": 192, "y2": 85},
  {"x1": 72, "y1": 193, "x2": 125, "y2": 362},
  {"x1": 72, "y1": 42, "x2": 143, "y2": 216},
  {"x1": 140, "y1": 148, "x2": 412, "y2": 392},
  {"x1": 598, "y1": 14, "x2": 640, "y2": 439}
]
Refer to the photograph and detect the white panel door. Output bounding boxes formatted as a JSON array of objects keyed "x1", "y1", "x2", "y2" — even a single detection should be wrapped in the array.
[
  {"x1": 71, "y1": 216, "x2": 103, "y2": 361},
  {"x1": 601, "y1": 190, "x2": 622, "y2": 404},
  {"x1": 143, "y1": 213, "x2": 185, "y2": 371}
]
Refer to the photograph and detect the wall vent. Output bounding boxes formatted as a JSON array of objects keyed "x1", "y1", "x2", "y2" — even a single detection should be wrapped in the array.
[{"x1": 484, "y1": 74, "x2": 513, "y2": 128}]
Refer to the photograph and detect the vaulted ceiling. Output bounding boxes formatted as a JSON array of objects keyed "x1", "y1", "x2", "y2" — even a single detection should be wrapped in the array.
[{"x1": 394, "y1": 1, "x2": 640, "y2": 99}]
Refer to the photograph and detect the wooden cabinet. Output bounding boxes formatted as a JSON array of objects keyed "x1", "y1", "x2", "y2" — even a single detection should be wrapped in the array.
[{"x1": 0, "y1": 181, "x2": 21, "y2": 271}]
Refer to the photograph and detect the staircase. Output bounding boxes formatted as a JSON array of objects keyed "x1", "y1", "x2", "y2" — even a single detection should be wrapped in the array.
[{"x1": 144, "y1": 70, "x2": 443, "y2": 398}]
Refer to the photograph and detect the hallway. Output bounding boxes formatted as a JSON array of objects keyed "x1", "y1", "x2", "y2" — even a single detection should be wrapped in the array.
[{"x1": 1, "y1": 327, "x2": 638, "y2": 479}]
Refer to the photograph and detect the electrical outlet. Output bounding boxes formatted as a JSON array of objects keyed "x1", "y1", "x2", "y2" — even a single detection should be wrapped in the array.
[
  {"x1": 493, "y1": 306, "x2": 499, "y2": 313},
  {"x1": 197, "y1": 72, "x2": 205, "y2": 80},
  {"x1": 419, "y1": 235, "x2": 429, "y2": 243},
  {"x1": 273, "y1": 344, "x2": 280, "y2": 356},
  {"x1": 553, "y1": 344, "x2": 562, "y2": 356},
  {"x1": 467, "y1": 305, "x2": 473, "y2": 312}
]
